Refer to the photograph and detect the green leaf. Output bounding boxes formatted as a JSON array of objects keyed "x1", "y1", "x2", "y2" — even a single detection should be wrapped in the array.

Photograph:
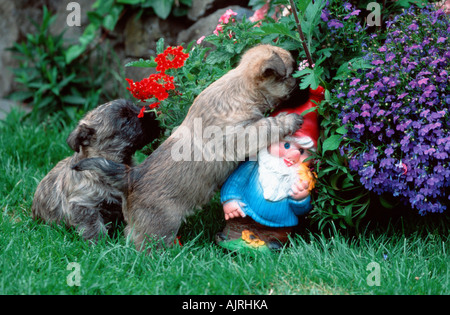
[
  {"x1": 334, "y1": 57, "x2": 372, "y2": 80},
  {"x1": 395, "y1": 0, "x2": 427, "y2": 8},
  {"x1": 125, "y1": 58, "x2": 157, "y2": 68},
  {"x1": 65, "y1": 24, "x2": 97, "y2": 63},
  {"x1": 151, "y1": 0, "x2": 174, "y2": 19},
  {"x1": 206, "y1": 50, "x2": 233, "y2": 65},
  {"x1": 87, "y1": 11, "x2": 104, "y2": 27},
  {"x1": 321, "y1": 134, "x2": 342, "y2": 155},
  {"x1": 79, "y1": 24, "x2": 97, "y2": 46},
  {"x1": 8, "y1": 91, "x2": 34, "y2": 102},
  {"x1": 103, "y1": 4, "x2": 123, "y2": 31},
  {"x1": 256, "y1": 23, "x2": 299, "y2": 41},
  {"x1": 299, "y1": 106, "x2": 317, "y2": 117},
  {"x1": 156, "y1": 38, "x2": 165, "y2": 55},
  {"x1": 294, "y1": 66, "x2": 323, "y2": 90},
  {"x1": 61, "y1": 95, "x2": 87, "y2": 105},
  {"x1": 301, "y1": 0, "x2": 326, "y2": 49},
  {"x1": 65, "y1": 45, "x2": 85, "y2": 64},
  {"x1": 296, "y1": 0, "x2": 312, "y2": 16},
  {"x1": 103, "y1": 14, "x2": 116, "y2": 31},
  {"x1": 335, "y1": 125, "x2": 348, "y2": 135},
  {"x1": 116, "y1": 0, "x2": 143, "y2": 4}
]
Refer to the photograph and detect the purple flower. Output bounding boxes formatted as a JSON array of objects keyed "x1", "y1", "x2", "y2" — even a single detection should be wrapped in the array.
[
  {"x1": 328, "y1": 19, "x2": 344, "y2": 29},
  {"x1": 386, "y1": 129, "x2": 395, "y2": 137},
  {"x1": 408, "y1": 23, "x2": 418, "y2": 30},
  {"x1": 368, "y1": 89, "x2": 378, "y2": 97},
  {"x1": 369, "y1": 124, "x2": 382, "y2": 133},
  {"x1": 354, "y1": 123, "x2": 365, "y2": 133},
  {"x1": 350, "y1": 78, "x2": 360, "y2": 86},
  {"x1": 361, "y1": 104, "x2": 371, "y2": 111},
  {"x1": 436, "y1": 37, "x2": 446, "y2": 43},
  {"x1": 398, "y1": 92, "x2": 409, "y2": 99},
  {"x1": 357, "y1": 84, "x2": 369, "y2": 91},
  {"x1": 386, "y1": 53, "x2": 396, "y2": 62},
  {"x1": 385, "y1": 147, "x2": 394, "y2": 156},
  {"x1": 371, "y1": 59, "x2": 384, "y2": 65}
]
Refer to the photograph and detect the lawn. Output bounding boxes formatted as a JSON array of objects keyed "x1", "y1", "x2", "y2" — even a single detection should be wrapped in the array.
[{"x1": 0, "y1": 109, "x2": 448, "y2": 295}]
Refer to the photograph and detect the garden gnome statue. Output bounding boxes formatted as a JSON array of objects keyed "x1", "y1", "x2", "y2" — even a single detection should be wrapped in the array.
[{"x1": 216, "y1": 86, "x2": 325, "y2": 252}]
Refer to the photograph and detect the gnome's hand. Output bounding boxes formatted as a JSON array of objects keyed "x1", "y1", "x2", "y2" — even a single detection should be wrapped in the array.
[
  {"x1": 223, "y1": 200, "x2": 246, "y2": 220},
  {"x1": 289, "y1": 180, "x2": 310, "y2": 200}
]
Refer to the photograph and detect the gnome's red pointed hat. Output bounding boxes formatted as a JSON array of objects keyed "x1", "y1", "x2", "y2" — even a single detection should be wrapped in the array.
[{"x1": 271, "y1": 86, "x2": 325, "y2": 149}]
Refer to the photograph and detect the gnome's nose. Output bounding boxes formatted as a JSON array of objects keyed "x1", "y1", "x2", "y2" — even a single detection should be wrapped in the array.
[{"x1": 285, "y1": 149, "x2": 300, "y2": 164}]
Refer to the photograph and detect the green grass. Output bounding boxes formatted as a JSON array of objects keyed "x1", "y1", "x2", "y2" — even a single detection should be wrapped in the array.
[{"x1": 0, "y1": 109, "x2": 449, "y2": 295}]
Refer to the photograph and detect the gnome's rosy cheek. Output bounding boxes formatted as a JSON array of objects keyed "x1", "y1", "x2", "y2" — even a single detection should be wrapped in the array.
[
  {"x1": 268, "y1": 141, "x2": 289, "y2": 157},
  {"x1": 268, "y1": 143, "x2": 280, "y2": 157},
  {"x1": 268, "y1": 141, "x2": 306, "y2": 167}
]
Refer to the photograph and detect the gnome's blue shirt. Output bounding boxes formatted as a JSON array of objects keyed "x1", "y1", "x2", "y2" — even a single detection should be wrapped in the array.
[{"x1": 220, "y1": 161, "x2": 312, "y2": 227}]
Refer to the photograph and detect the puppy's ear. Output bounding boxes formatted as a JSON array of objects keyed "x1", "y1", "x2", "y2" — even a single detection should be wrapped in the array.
[
  {"x1": 261, "y1": 52, "x2": 286, "y2": 79},
  {"x1": 66, "y1": 124, "x2": 96, "y2": 152}
]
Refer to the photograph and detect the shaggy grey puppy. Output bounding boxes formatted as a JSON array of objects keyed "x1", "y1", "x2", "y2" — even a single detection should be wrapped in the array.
[
  {"x1": 32, "y1": 99, "x2": 161, "y2": 241},
  {"x1": 74, "y1": 45, "x2": 303, "y2": 249}
]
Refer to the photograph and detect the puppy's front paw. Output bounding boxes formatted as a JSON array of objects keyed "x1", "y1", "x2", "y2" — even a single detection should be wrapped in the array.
[{"x1": 278, "y1": 113, "x2": 303, "y2": 135}]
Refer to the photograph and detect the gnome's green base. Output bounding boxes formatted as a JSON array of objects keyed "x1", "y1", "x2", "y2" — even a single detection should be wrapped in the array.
[
  {"x1": 215, "y1": 217, "x2": 295, "y2": 253},
  {"x1": 216, "y1": 237, "x2": 273, "y2": 254}
]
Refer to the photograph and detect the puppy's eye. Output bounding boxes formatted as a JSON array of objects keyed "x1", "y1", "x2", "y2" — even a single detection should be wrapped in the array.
[{"x1": 284, "y1": 142, "x2": 291, "y2": 149}]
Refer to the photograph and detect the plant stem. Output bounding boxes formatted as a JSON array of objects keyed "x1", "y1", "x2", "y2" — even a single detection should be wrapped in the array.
[{"x1": 289, "y1": 0, "x2": 314, "y2": 66}]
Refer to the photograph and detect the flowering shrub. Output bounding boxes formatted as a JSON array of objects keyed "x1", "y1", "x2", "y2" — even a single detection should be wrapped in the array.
[
  {"x1": 125, "y1": 45, "x2": 189, "y2": 117},
  {"x1": 334, "y1": 6, "x2": 450, "y2": 214}
]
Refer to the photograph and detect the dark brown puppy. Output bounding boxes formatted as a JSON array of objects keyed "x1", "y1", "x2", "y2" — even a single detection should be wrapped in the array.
[
  {"x1": 32, "y1": 99, "x2": 161, "y2": 241},
  {"x1": 74, "y1": 45, "x2": 303, "y2": 249}
]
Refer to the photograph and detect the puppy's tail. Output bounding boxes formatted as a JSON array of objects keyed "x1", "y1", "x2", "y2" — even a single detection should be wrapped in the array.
[{"x1": 72, "y1": 158, "x2": 129, "y2": 192}]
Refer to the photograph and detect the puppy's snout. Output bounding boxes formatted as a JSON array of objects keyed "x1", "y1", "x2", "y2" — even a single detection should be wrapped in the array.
[
  {"x1": 280, "y1": 77, "x2": 298, "y2": 101},
  {"x1": 288, "y1": 76, "x2": 297, "y2": 87}
]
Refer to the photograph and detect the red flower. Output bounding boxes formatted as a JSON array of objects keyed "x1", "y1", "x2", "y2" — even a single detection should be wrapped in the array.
[
  {"x1": 154, "y1": 46, "x2": 189, "y2": 73},
  {"x1": 149, "y1": 102, "x2": 160, "y2": 109},
  {"x1": 126, "y1": 73, "x2": 175, "y2": 103},
  {"x1": 126, "y1": 45, "x2": 188, "y2": 117},
  {"x1": 137, "y1": 102, "x2": 161, "y2": 118},
  {"x1": 137, "y1": 106, "x2": 145, "y2": 118}
]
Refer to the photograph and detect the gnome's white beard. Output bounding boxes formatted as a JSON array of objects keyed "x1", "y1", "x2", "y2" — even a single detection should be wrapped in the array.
[{"x1": 257, "y1": 148, "x2": 299, "y2": 202}]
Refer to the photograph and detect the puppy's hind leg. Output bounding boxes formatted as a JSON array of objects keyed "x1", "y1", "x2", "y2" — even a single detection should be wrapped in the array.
[{"x1": 125, "y1": 206, "x2": 182, "y2": 251}]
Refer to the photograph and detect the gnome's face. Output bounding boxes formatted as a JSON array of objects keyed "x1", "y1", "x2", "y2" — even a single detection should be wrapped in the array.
[
  {"x1": 267, "y1": 139, "x2": 311, "y2": 168},
  {"x1": 257, "y1": 138, "x2": 313, "y2": 202}
]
